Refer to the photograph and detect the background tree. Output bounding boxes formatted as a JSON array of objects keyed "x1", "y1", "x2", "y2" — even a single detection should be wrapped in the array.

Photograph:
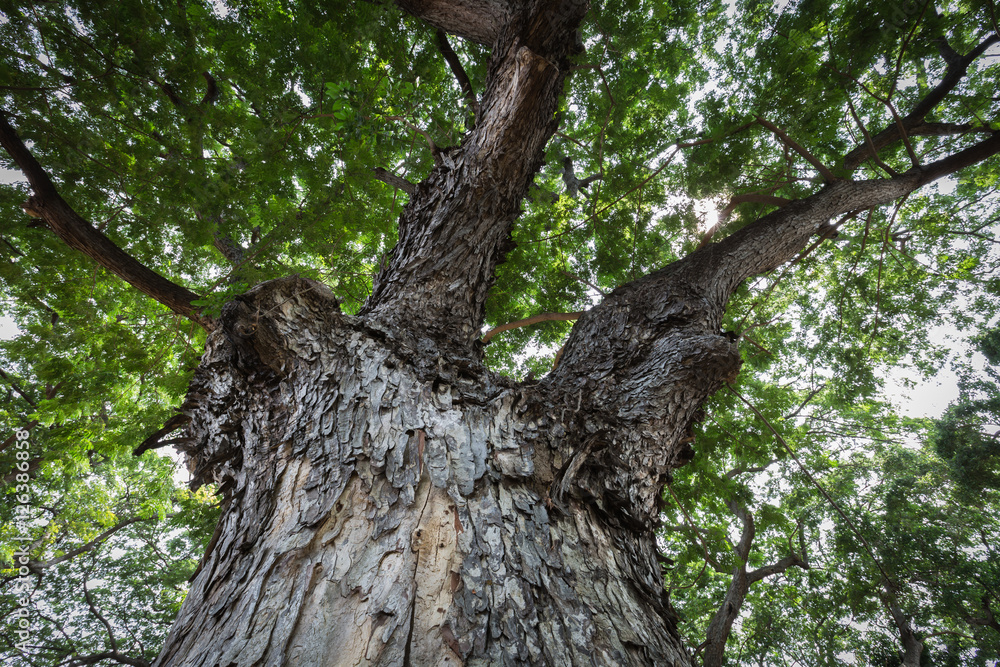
[{"x1": 2, "y1": 0, "x2": 999, "y2": 665}]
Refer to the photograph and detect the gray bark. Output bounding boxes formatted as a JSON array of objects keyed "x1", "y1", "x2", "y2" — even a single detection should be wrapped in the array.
[{"x1": 155, "y1": 276, "x2": 692, "y2": 666}]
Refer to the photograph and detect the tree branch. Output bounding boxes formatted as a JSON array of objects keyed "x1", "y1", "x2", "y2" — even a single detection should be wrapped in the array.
[
  {"x1": 382, "y1": 115, "x2": 440, "y2": 158},
  {"x1": 842, "y1": 34, "x2": 1000, "y2": 172},
  {"x1": 212, "y1": 232, "x2": 247, "y2": 267},
  {"x1": 756, "y1": 116, "x2": 837, "y2": 182},
  {"x1": 435, "y1": 29, "x2": 481, "y2": 127},
  {"x1": 0, "y1": 110, "x2": 213, "y2": 330},
  {"x1": 363, "y1": 0, "x2": 590, "y2": 351},
  {"x1": 785, "y1": 384, "x2": 826, "y2": 420},
  {"x1": 719, "y1": 194, "x2": 791, "y2": 222},
  {"x1": 0, "y1": 368, "x2": 38, "y2": 408},
  {"x1": 543, "y1": 128, "x2": 1000, "y2": 529},
  {"x1": 66, "y1": 650, "x2": 151, "y2": 667},
  {"x1": 83, "y1": 576, "x2": 119, "y2": 654},
  {"x1": 392, "y1": 0, "x2": 508, "y2": 45},
  {"x1": 746, "y1": 552, "x2": 808, "y2": 584},
  {"x1": 373, "y1": 167, "x2": 417, "y2": 194},
  {"x1": 701, "y1": 498, "x2": 759, "y2": 667},
  {"x1": 880, "y1": 578, "x2": 924, "y2": 666},
  {"x1": 560, "y1": 268, "x2": 607, "y2": 296},
  {"x1": 28, "y1": 517, "x2": 148, "y2": 573},
  {"x1": 482, "y1": 311, "x2": 582, "y2": 344},
  {"x1": 725, "y1": 461, "x2": 776, "y2": 479},
  {"x1": 134, "y1": 414, "x2": 192, "y2": 456}
]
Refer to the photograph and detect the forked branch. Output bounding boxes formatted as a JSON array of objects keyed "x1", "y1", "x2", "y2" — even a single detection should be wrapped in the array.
[
  {"x1": 756, "y1": 116, "x2": 838, "y2": 182},
  {"x1": 841, "y1": 33, "x2": 1000, "y2": 172}
]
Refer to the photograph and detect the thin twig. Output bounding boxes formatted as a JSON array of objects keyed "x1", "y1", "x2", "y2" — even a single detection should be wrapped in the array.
[
  {"x1": 665, "y1": 482, "x2": 713, "y2": 591},
  {"x1": 382, "y1": 115, "x2": 438, "y2": 155},
  {"x1": 482, "y1": 311, "x2": 582, "y2": 344},
  {"x1": 560, "y1": 269, "x2": 608, "y2": 296},
  {"x1": 846, "y1": 97, "x2": 900, "y2": 176},
  {"x1": 728, "y1": 385, "x2": 896, "y2": 587},
  {"x1": 756, "y1": 116, "x2": 838, "y2": 182}
]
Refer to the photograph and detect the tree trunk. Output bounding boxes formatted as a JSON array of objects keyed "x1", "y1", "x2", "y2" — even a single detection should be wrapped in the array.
[
  {"x1": 154, "y1": 277, "x2": 694, "y2": 666},
  {"x1": 882, "y1": 580, "x2": 924, "y2": 667}
]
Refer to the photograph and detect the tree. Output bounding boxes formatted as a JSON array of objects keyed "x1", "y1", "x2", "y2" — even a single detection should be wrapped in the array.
[{"x1": 2, "y1": 0, "x2": 999, "y2": 664}]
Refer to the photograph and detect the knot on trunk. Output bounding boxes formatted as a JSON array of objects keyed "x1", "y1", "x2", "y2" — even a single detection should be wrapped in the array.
[{"x1": 218, "y1": 276, "x2": 342, "y2": 379}]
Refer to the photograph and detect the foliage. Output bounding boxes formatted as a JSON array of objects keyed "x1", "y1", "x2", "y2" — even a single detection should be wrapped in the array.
[{"x1": 1, "y1": 0, "x2": 999, "y2": 664}]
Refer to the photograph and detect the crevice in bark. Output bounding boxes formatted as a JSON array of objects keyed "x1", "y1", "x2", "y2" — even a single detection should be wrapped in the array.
[{"x1": 155, "y1": 275, "x2": 695, "y2": 666}]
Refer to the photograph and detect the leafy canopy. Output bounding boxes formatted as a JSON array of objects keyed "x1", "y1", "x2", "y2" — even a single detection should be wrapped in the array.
[{"x1": 2, "y1": 0, "x2": 999, "y2": 664}]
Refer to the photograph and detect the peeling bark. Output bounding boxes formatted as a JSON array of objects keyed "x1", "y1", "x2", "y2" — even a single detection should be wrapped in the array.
[
  {"x1": 362, "y1": 0, "x2": 590, "y2": 353},
  {"x1": 155, "y1": 277, "x2": 693, "y2": 666}
]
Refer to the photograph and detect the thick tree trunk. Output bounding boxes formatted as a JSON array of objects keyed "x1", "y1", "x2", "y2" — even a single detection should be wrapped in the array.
[{"x1": 155, "y1": 277, "x2": 694, "y2": 666}]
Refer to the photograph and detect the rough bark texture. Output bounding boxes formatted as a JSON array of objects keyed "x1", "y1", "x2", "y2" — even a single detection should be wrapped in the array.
[
  {"x1": 362, "y1": 0, "x2": 589, "y2": 353},
  {"x1": 152, "y1": 110, "x2": 1000, "y2": 667},
  {"x1": 156, "y1": 277, "x2": 693, "y2": 666}
]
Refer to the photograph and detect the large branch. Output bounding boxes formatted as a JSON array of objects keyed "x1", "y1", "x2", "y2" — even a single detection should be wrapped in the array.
[
  {"x1": 393, "y1": 0, "x2": 509, "y2": 44},
  {"x1": 541, "y1": 131, "x2": 1000, "y2": 527},
  {"x1": 0, "y1": 111, "x2": 212, "y2": 330},
  {"x1": 362, "y1": 0, "x2": 589, "y2": 352},
  {"x1": 842, "y1": 34, "x2": 999, "y2": 172}
]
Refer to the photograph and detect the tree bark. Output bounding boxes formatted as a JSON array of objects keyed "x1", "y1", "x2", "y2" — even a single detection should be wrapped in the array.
[
  {"x1": 155, "y1": 276, "x2": 693, "y2": 666},
  {"x1": 156, "y1": 2, "x2": 699, "y2": 664},
  {"x1": 362, "y1": 0, "x2": 590, "y2": 353}
]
